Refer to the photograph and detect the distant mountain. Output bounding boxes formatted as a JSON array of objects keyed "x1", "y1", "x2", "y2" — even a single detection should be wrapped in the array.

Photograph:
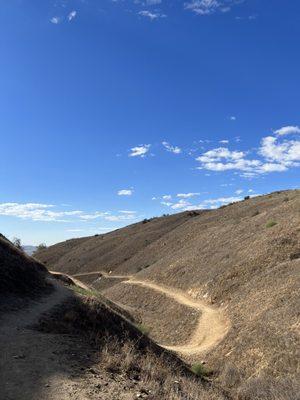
[{"x1": 23, "y1": 245, "x2": 37, "y2": 256}]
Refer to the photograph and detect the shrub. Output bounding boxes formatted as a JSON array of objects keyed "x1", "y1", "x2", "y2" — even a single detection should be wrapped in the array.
[
  {"x1": 244, "y1": 196, "x2": 250, "y2": 200},
  {"x1": 35, "y1": 243, "x2": 47, "y2": 253},
  {"x1": 135, "y1": 323, "x2": 151, "y2": 336},
  {"x1": 191, "y1": 363, "x2": 210, "y2": 377},
  {"x1": 266, "y1": 220, "x2": 277, "y2": 228}
]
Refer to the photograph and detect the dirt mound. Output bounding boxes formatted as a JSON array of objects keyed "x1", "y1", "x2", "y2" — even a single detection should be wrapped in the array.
[
  {"x1": 36, "y1": 190, "x2": 300, "y2": 385},
  {"x1": 0, "y1": 235, "x2": 50, "y2": 310}
]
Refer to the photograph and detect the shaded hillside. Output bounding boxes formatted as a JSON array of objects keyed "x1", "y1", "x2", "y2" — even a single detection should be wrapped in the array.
[
  {"x1": 36, "y1": 190, "x2": 300, "y2": 387},
  {"x1": 0, "y1": 234, "x2": 50, "y2": 311}
]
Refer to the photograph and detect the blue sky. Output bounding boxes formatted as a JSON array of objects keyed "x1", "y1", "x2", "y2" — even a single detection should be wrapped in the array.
[{"x1": 0, "y1": 0, "x2": 299, "y2": 245}]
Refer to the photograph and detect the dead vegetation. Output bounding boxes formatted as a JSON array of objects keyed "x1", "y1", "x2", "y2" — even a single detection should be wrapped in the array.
[{"x1": 34, "y1": 294, "x2": 227, "y2": 400}]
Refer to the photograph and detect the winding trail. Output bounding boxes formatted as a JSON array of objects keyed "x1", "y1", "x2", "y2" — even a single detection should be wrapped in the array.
[{"x1": 74, "y1": 271, "x2": 230, "y2": 356}]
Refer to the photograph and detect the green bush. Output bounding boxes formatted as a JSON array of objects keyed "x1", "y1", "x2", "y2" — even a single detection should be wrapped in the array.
[
  {"x1": 135, "y1": 324, "x2": 151, "y2": 336},
  {"x1": 191, "y1": 363, "x2": 210, "y2": 377},
  {"x1": 266, "y1": 220, "x2": 277, "y2": 228}
]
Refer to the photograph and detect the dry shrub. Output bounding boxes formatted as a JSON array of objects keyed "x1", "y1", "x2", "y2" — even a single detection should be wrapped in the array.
[
  {"x1": 218, "y1": 363, "x2": 243, "y2": 390},
  {"x1": 35, "y1": 296, "x2": 226, "y2": 400},
  {"x1": 237, "y1": 377, "x2": 300, "y2": 400}
]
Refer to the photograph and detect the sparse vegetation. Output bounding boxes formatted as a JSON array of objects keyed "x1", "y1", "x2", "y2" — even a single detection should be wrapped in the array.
[
  {"x1": 251, "y1": 210, "x2": 259, "y2": 217},
  {"x1": 135, "y1": 323, "x2": 151, "y2": 335},
  {"x1": 12, "y1": 237, "x2": 23, "y2": 251},
  {"x1": 266, "y1": 220, "x2": 277, "y2": 228},
  {"x1": 34, "y1": 296, "x2": 225, "y2": 400},
  {"x1": 34, "y1": 189, "x2": 300, "y2": 391},
  {"x1": 71, "y1": 285, "x2": 100, "y2": 298},
  {"x1": 191, "y1": 363, "x2": 211, "y2": 377}
]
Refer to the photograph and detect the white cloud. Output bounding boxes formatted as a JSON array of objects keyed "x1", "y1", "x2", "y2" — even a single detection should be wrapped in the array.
[
  {"x1": 161, "y1": 201, "x2": 173, "y2": 206},
  {"x1": 0, "y1": 203, "x2": 83, "y2": 222},
  {"x1": 274, "y1": 125, "x2": 300, "y2": 136},
  {"x1": 196, "y1": 135, "x2": 300, "y2": 176},
  {"x1": 68, "y1": 10, "x2": 77, "y2": 21},
  {"x1": 177, "y1": 193, "x2": 200, "y2": 198},
  {"x1": 259, "y1": 136, "x2": 300, "y2": 166},
  {"x1": 118, "y1": 189, "x2": 133, "y2": 196},
  {"x1": 104, "y1": 213, "x2": 137, "y2": 222},
  {"x1": 235, "y1": 189, "x2": 244, "y2": 195},
  {"x1": 229, "y1": 116, "x2": 236, "y2": 121},
  {"x1": 171, "y1": 199, "x2": 191, "y2": 209},
  {"x1": 50, "y1": 16, "x2": 61, "y2": 24},
  {"x1": 0, "y1": 202, "x2": 141, "y2": 226},
  {"x1": 202, "y1": 196, "x2": 243, "y2": 205},
  {"x1": 138, "y1": 10, "x2": 166, "y2": 20},
  {"x1": 162, "y1": 195, "x2": 172, "y2": 200},
  {"x1": 79, "y1": 212, "x2": 109, "y2": 220},
  {"x1": 219, "y1": 140, "x2": 229, "y2": 144},
  {"x1": 184, "y1": 0, "x2": 238, "y2": 16},
  {"x1": 162, "y1": 141, "x2": 182, "y2": 154},
  {"x1": 129, "y1": 144, "x2": 151, "y2": 157}
]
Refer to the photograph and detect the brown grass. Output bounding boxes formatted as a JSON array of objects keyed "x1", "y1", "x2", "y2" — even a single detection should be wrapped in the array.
[
  {"x1": 34, "y1": 295, "x2": 227, "y2": 400},
  {"x1": 35, "y1": 190, "x2": 300, "y2": 385}
]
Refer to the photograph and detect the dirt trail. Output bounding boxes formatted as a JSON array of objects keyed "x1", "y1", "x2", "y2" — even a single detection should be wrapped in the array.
[
  {"x1": 0, "y1": 280, "x2": 112, "y2": 400},
  {"x1": 75, "y1": 271, "x2": 230, "y2": 356},
  {"x1": 74, "y1": 271, "x2": 133, "y2": 280}
]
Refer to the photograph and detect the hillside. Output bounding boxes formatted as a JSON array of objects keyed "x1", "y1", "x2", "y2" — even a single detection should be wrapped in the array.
[
  {"x1": 36, "y1": 190, "x2": 300, "y2": 394},
  {"x1": 0, "y1": 234, "x2": 50, "y2": 312},
  {"x1": 0, "y1": 232, "x2": 226, "y2": 400}
]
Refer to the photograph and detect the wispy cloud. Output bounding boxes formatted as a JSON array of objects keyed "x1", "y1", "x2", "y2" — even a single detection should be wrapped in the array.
[
  {"x1": 118, "y1": 189, "x2": 134, "y2": 196},
  {"x1": 162, "y1": 141, "x2": 182, "y2": 154},
  {"x1": 129, "y1": 144, "x2": 151, "y2": 157},
  {"x1": 50, "y1": 16, "x2": 61, "y2": 24},
  {"x1": 138, "y1": 10, "x2": 166, "y2": 20},
  {"x1": 274, "y1": 125, "x2": 300, "y2": 136},
  {"x1": 0, "y1": 203, "x2": 82, "y2": 222},
  {"x1": 184, "y1": 0, "x2": 241, "y2": 16},
  {"x1": 68, "y1": 10, "x2": 77, "y2": 21},
  {"x1": 177, "y1": 193, "x2": 200, "y2": 198},
  {"x1": 0, "y1": 202, "x2": 142, "y2": 227}
]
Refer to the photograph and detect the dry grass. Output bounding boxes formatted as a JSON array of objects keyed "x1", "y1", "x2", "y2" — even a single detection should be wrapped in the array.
[
  {"x1": 35, "y1": 190, "x2": 300, "y2": 385},
  {"x1": 34, "y1": 295, "x2": 226, "y2": 400}
]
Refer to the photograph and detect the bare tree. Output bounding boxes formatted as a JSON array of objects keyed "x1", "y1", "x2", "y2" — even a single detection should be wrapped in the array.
[{"x1": 12, "y1": 237, "x2": 23, "y2": 251}]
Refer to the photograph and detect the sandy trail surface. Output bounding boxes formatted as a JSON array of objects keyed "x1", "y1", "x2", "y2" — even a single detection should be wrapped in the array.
[{"x1": 75, "y1": 271, "x2": 230, "y2": 356}]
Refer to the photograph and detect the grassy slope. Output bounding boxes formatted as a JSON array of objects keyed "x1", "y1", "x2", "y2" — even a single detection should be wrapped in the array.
[{"x1": 36, "y1": 190, "x2": 300, "y2": 383}]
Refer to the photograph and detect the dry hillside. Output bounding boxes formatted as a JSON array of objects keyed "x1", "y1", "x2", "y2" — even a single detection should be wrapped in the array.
[
  {"x1": 0, "y1": 234, "x2": 50, "y2": 312},
  {"x1": 36, "y1": 190, "x2": 300, "y2": 395},
  {"x1": 0, "y1": 231, "x2": 226, "y2": 400}
]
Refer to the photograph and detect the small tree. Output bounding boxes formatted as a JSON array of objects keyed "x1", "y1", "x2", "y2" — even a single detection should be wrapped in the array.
[
  {"x1": 33, "y1": 243, "x2": 47, "y2": 256},
  {"x1": 13, "y1": 237, "x2": 23, "y2": 251},
  {"x1": 36, "y1": 243, "x2": 47, "y2": 251}
]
